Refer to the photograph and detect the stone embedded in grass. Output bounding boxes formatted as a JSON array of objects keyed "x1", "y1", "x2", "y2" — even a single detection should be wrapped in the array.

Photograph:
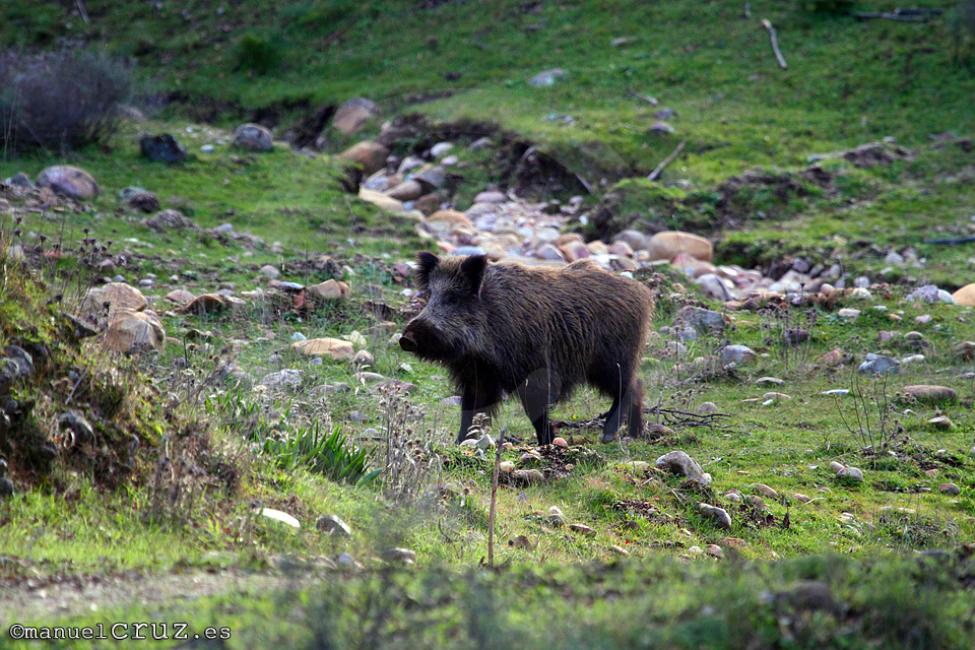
[
  {"x1": 951, "y1": 283, "x2": 975, "y2": 306},
  {"x1": 939, "y1": 482, "x2": 961, "y2": 496},
  {"x1": 610, "y1": 544, "x2": 629, "y2": 556},
  {"x1": 316, "y1": 514, "x2": 352, "y2": 536},
  {"x1": 57, "y1": 410, "x2": 94, "y2": 447},
  {"x1": 499, "y1": 461, "x2": 516, "y2": 474},
  {"x1": 719, "y1": 344, "x2": 756, "y2": 367},
  {"x1": 835, "y1": 464, "x2": 864, "y2": 483},
  {"x1": 104, "y1": 309, "x2": 166, "y2": 353},
  {"x1": 511, "y1": 535, "x2": 534, "y2": 550},
  {"x1": 179, "y1": 293, "x2": 229, "y2": 316},
  {"x1": 546, "y1": 506, "x2": 565, "y2": 526},
  {"x1": 528, "y1": 67, "x2": 566, "y2": 87},
  {"x1": 724, "y1": 490, "x2": 742, "y2": 503},
  {"x1": 953, "y1": 341, "x2": 975, "y2": 361},
  {"x1": 551, "y1": 437, "x2": 568, "y2": 448},
  {"x1": 674, "y1": 306, "x2": 725, "y2": 335},
  {"x1": 656, "y1": 450, "x2": 712, "y2": 488},
  {"x1": 899, "y1": 385, "x2": 957, "y2": 405},
  {"x1": 818, "y1": 348, "x2": 848, "y2": 368},
  {"x1": 928, "y1": 415, "x2": 954, "y2": 430},
  {"x1": 386, "y1": 179, "x2": 424, "y2": 201},
  {"x1": 858, "y1": 353, "x2": 899, "y2": 375},
  {"x1": 359, "y1": 188, "x2": 406, "y2": 213},
  {"x1": 340, "y1": 141, "x2": 390, "y2": 175},
  {"x1": 333, "y1": 98, "x2": 378, "y2": 135},
  {"x1": 647, "y1": 231, "x2": 713, "y2": 262},
  {"x1": 752, "y1": 484, "x2": 779, "y2": 500},
  {"x1": 687, "y1": 545, "x2": 704, "y2": 556},
  {"x1": 755, "y1": 376, "x2": 785, "y2": 386},
  {"x1": 292, "y1": 337, "x2": 355, "y2": 360},
  {"x1": 356, "y1": 371, "x2": 385, "y2": 384},
  {"x1": 233, "y1": 123, "x2": 273, "y2": 152},
  {"x1": 36, "y1": 164, "x2": 100, "y2": 199},
  {"x1": 352, "y1": 350, "x2": 374, "y2": 367},
  {"x1": 706, "y1": 544, "x2": 724, "y2": 559},
  {"x1": 307, "y1": 279, "x2": 350, "y2": 302},
  {"x1": 336, "y1": 552, "x2": 360, "y2": 569},
  {"x1": 569, "y1": 523, "x2": 596, "y2": 536},
  {"x1": 259, "y1": 368, "x2": 303, "y2": 390},
  {"x1": 698, "y1": 401, "x2": 719, "y2": 414},
  {"x1": 793, "y1": 493, "x2": 811, "y2": 503},
  {"x1": 619, "y1": 461, "x2": 651, "y2": 474},
  {"x1": 510, "y1": 469, "x2": 545, "y2": 486},
  {"x1": 165, "y1": 289, "x2": 196, "y2": 306},
  {"x1": 140, "y1": 134, "x2": 187, "y2": 164},
  {"x1": 838, "y1": 308, "x2": 861, "y2": 320},
  {"x1": 384, "y1": 548, "x2": 417, "y2": 565},
  {"x1": 698, "y1": 503, "x2": 732, "y2": 530},
  {"x1": 259, "y1": 507, "x2": 300, "y2": 529},
  {"x1": 79, "y1": 282, "x2": 148, "y2": 325},
  {"x1": 259, "y1": 264, "x2": 280, "y2": 280},
  {"x1": 119, "y1": 187, "x2": 160, "y2": 213},
  {"x1": 695, "y1": 274, "x2": 732, "y2": 301},
  {"x1": 144, "y1": 208, "x2": 196, "y2": 232},
  {"x1": 430, "y1": 142, "x2": 454, "y2": 158}
]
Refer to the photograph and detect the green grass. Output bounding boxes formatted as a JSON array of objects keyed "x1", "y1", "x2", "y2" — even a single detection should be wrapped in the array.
[{"x1": 2, "y1": 0, "x2": 975, "y2": 645}]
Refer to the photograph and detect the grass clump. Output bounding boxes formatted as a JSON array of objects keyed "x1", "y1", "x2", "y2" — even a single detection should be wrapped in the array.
[{"x1": 233, "y1": 32, "x2": 284, "y2": 75}]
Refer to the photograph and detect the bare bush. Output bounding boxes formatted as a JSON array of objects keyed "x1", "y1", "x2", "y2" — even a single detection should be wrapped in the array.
[
  {"x1": 0, "y1": 49, "x2": 131, "y2": 154},
  {"x1": 378, "y1": 384, "x2": 442, "y2": 505}
]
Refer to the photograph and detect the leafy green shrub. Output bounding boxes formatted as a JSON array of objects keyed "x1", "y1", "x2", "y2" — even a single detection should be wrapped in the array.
[
  {"x1": 0, "y1": 49, "x2": 131, "y2": 153},
  {"x1": 263, "y1": 421, "x2": 379, "y2": 486},
  {"x1": 233, "y1": 32, "x2": 283, "y2": 75}
]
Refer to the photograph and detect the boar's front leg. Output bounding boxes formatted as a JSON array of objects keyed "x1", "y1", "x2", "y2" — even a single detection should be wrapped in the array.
[{"x1": 457, "y1": 382, "x2": 502, "y2": 443}]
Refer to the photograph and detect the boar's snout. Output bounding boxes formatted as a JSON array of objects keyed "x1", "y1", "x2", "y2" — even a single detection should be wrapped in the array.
[
  {"x1": 400, "y1": 319, "x2": 423, "y2": 353},
  {"x1": 399, "y1": 330, "x2": 418, "y2": 352}
]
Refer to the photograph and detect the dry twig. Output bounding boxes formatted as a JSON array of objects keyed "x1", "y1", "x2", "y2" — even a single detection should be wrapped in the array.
[
  {"x1": 761, "y1": 19, "x2": 788, "y2": 70},
  {"x1": 648, "y1": 140, "x2": 687, "y2": 181}
]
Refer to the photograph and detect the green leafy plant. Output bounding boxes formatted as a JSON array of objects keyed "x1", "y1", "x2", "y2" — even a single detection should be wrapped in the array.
[{"x1": 263, "y1": 421, "x2": 379, "y2": 486}]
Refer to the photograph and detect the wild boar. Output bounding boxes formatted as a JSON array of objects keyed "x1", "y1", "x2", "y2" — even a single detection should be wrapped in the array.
[{"x1": 399, "y1": 253, "x2": 653, "y2": 445}]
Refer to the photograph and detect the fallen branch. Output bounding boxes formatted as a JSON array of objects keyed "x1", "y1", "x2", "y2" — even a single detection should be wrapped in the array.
[
  {"x1": 923, "y1": 235, "x2": 975, "y2": 246},
  {"x1": 761, "y1": 18, "x2": 788, "y2": 70},
  {"x1": 555, "y1": 404, "x2": 732, "y2": 432},
  {"x1": 648, "y1": 140, "x2": 687, "y2": 181},
  {"x1": 75, "y1": 0, "x2": 90, "y2": 23},
  {"x1": 854, "y1": 8, "x2": 942, "y2": 22}
]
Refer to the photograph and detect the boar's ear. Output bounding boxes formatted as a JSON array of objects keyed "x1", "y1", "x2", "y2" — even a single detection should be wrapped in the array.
[
  {"x1": 415, "y1": 251, "x2": 440, "y2": 290},
  {"x1": 460, "y1": 254, "x2": 488, "y2": 295}
]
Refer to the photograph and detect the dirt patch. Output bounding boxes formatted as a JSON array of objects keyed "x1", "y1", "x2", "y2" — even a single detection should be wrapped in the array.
[{"x1": 0, "y1": 567, "x2": 311, "y2": 622}]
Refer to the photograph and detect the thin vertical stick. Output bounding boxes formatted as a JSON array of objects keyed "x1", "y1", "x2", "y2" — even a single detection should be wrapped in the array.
[
  {"x1": 761, "y1": 19, "x2": 788, "y2": 70},
  {"x1": 487, "y1": 429, "x2": 505, "y2": 567}
]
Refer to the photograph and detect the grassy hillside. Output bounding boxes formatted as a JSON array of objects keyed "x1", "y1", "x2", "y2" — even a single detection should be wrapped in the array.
[{"x1": 1, "y1": 1, "x2": 975, "y2": 648}]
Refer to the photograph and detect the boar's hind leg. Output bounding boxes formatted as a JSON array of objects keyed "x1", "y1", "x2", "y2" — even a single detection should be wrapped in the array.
[
  {"x1": 457, "y1": 383, "x2": 502, "y2": 443},
  {"x1": 601, "y1": 377, "x2": 644, "y2": 443},
  {"x1": 517, "y1": 370, "x2": 561, "y2": 446}
]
